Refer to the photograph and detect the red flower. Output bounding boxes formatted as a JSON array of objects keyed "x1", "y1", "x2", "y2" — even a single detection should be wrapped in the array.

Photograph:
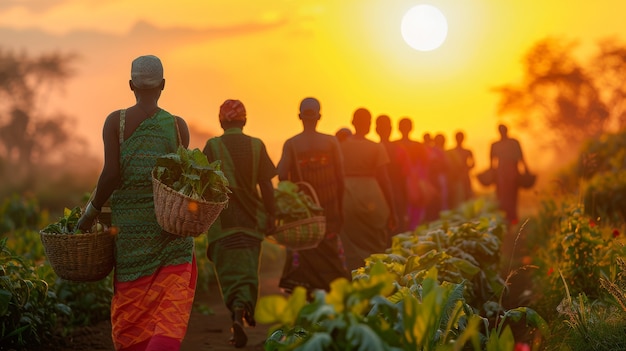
[
  {"x1": 547, "y1": 267, "x2": 554, "y2": 276},
  {"x1": 514, "y1": 343, "x2": 531, "y2": 351},
  {"x1": 589, "y1": 219, "x2": 596, "y2": 228},
  {"x1": 613, "y1": 229, "x2": 620, "y2": 238}
]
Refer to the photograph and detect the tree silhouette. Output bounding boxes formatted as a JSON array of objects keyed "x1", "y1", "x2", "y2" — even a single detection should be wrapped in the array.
[
  {"x1": 493, "y1": 37, "x2": 626, "y2": 153},
  {"x1": 0, "y1": 48, "x2": 84, "y2": 164}
]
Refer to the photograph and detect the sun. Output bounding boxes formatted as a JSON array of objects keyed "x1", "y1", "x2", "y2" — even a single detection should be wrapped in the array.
[{"x1": 401, "y1": 4, "x2": 448, "y2": 52}]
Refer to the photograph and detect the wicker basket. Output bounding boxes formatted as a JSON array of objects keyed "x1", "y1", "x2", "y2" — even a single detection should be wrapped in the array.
[
  {"x1": 152, "y1": 174, "x2": 228, "y2": 237},
  {"x1": 40, "y1": 227, "x2": 114, "y2": 282},
  {"x1": 268, "y1": 182, "x2": 326, "y2": 251},
  {"x1": 270, "y1": 216, "x2": 326, "y2": 250},
  {"x1": 518, "y1": 171, "x2": 537, "y2": 189},
  {"x1": 477, "y1": 168, "x2": 496, "y2": 187}
]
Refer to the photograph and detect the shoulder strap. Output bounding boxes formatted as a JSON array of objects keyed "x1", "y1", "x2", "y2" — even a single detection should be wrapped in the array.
[
  {"x1": 290, "y1": 140, "x2": 303, "y2": 181},
  {"x1": 173, "y1": 115, "x2": 182, "y2": 146},
  {"x1": 119, "y1": 109, "x2": 126, "y2": 145}
]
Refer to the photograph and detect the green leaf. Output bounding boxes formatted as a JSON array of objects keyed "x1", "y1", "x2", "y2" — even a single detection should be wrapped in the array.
[
  {"x1": 0, "y1": 288, "x2": 12, "y2": 315},
  {"x1": 346, "y1": 324, "x2": 386, "y2": 351}
]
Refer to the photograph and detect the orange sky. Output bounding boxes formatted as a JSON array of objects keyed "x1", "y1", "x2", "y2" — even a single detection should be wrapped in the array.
[{"x1": 1, "y1": 0, "x2": 625, "y2": 172}]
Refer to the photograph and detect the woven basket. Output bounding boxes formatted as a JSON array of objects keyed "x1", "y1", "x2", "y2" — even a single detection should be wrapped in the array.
[
  {"x1": 477, "y1": 168, "x2": 496, "y2": 187},
  {"x1": 269, "y1": 182, "x2": 326, "y2": 250},
  {"x1": 152, "y1": 174, "x2": 228, "y2": 237},
  {"x1": 40, "y1": 227, "x2": 114, "y2": 282},
  {"x1": 270, "y1": 216, "x2": 326, "y2": 250}
]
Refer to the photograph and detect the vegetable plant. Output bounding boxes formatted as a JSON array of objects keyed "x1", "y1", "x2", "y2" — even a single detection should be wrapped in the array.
[
  {"x1": 274, "y1": 181, "x2": 323, "y2": 225},
  {"x1": 153, "y1": 145, "x2": 230, "y2": 202},
  {"x1": 40, "y1": 206, "x2": 82, "y2": 234}
]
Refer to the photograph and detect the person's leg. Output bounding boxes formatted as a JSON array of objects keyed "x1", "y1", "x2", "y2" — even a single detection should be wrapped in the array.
[{"x1": 208, "y1": 236, "x2": 261, "y2": 348}]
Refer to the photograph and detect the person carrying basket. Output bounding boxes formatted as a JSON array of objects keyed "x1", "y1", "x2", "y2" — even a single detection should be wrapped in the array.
[
  {"x1": 202, "y1": 99, "x2": 276, "y2": 348},
  {"x1": 276, "y1": 97, "x2": 351, "y2": 294},
  {"x1": 76, "y1": 55, "x2": 197, "y2": 351}
]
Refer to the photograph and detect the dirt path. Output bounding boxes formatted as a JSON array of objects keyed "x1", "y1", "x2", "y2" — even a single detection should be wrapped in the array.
[{"x1": 181, "y1": 267, "x2": 285, "y2": 351}]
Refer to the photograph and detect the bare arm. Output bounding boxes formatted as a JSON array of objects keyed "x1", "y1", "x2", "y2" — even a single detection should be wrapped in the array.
[
  {"x1": 91, "y1": 111, "x2": 122, "y2": 210},
  {"x1": 276, "y1": 139, "x2": 292, "y2": 181}
]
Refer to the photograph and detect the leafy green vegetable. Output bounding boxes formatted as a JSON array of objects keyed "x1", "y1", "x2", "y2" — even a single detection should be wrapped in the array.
[
  {"x1": 41, "y1": 206, "x2": 82, "y2": 234},
  {"x1": 274, "y1": 181, "x2": 323, "y2": 225},
  {"x1": 153, "y1": 145, "x2": 231, "y2": 202}
]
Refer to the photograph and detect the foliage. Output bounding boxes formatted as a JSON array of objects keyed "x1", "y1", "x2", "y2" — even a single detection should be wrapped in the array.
[
  {"x1": 274, "y1": 181, "x2": 324, "y2": 225},
  {"x1": 493, "y1": 37, "x2": 626, "y2": 154},
  {"x1": 583, "y1": 170, "x2": 626, "y2": 223},
  {"x1": 54, "y1": 277, "x2": 113, "y2": 327},
  {"x1": 0, "y1": 237, "x2": 71, "y2": 349},
  {"x1": 40, "y1": 206, "x2": 82, "y2": 234},
  {"x1": 375, "y1": 197, "x2": 507, "y2": 308},
  {"x1": 257, "y1": 199, "x2": 549, "y2": 350},
  {"x1": 531, "y1": 203, "x2": 626, "y2": 323},
  {"x1": 0, "y1": 194, "x2": 42, "y2": 234},
  {"x1": 257, "y1": 262, "x2": 547, "y2": 351},
  {"x1": 544, "y1": 266, "x2": 626, "y2": 351},
  {"x1": 153, "y1": 145, "x2": 230, "y2": 202}
]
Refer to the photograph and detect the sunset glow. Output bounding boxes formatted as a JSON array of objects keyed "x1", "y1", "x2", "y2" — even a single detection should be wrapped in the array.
[{"x1": 1, "y1": 1, "x2": 625, "y2": 172}]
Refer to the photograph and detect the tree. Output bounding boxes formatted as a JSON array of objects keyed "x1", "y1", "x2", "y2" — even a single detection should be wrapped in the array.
[
  {"x1": 493, "y1": 37, "x2": 626, "y2": 154},
  {"x1": 0, "y1": 48, "x2": 84, "y2": 164}
]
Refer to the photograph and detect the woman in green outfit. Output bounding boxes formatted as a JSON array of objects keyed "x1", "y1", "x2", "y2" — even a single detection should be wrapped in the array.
[
  {"x1": 76, "y1": 55, "x2": 197, "y2": 351},
  {"x1": 202, "y1": 99, "x2": 276, "y2": 348}
]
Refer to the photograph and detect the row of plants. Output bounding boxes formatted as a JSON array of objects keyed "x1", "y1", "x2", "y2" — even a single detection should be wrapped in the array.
[{"x1": 256, "y1": 198, "x2": 549, "y2": 350}]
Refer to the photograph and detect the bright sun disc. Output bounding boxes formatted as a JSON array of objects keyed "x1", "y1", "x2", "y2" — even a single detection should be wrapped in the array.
[{"x1": 401, "y1": 4, "x2": 448, "y2": 52}]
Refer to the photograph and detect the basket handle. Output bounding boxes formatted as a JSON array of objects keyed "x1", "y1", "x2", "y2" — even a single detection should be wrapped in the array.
[{"x1": 295, "y1": 181, "x2": 321, "y2": 207}]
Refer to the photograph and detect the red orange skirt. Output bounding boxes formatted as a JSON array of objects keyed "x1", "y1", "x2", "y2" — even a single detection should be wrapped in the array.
[{"x1": 111, "y1": 256, "x2": 197, "y2": 351}]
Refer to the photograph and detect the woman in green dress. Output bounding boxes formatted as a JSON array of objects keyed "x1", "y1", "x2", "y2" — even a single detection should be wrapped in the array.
[{"x1": 77, "y1": 55, "x2": 197, "y2": 351}]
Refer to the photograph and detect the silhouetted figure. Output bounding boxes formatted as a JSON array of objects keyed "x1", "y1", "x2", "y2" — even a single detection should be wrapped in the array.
[
  {"x1": 277, "y1": 97, "x2": 350, "y2": 293},
  {"x1": 376, "y1": 114, "x2": 410, "y2": 236},
  {"x1": 339, "y1": 107, "x2": 396, "y2": 271},
  {"x1": 490, "y1": 124, "x2": 529, "y2": 223},
  {"x1": 335, "y1": 127, "x2": 352, "y2": 142},
  {"x1": 447, "y1": 131, "x2": 475, "y2": 208},
  {"x1": 428, "y1": 133, "x2": 449, "y2": 218},
  {"x1": 394, "y1": 118, "x2": 430, "y2": 229}
]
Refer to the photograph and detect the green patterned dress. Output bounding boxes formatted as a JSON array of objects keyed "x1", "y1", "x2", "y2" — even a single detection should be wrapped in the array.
[{"x1": 111, "y1": 109, "x2": 194, "y2": 281}]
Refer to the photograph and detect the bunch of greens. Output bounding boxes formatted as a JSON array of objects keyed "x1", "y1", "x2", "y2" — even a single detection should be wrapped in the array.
[
  {"x1": 153, "y1": 145, "x2": 231, "y2": 202},
  {"x1": 41, "y1": 206, "x2": 82, "y2": 234},
  {"x1": 274, "y1": 181, "x2": 323, "y2": 225}
]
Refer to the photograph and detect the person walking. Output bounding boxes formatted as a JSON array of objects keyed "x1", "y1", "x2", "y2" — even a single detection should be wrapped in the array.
[
  {"x1": 393, "y1": 118, "x2": 430, "y2": 229},
  {"x1": 448, "y1": 130, "x2": 475, "y2": 208},
  {"x1": 490, "y1": 124, "x2": 529, "y2": 223},
  {"x1": 202, "y1": 99, "x2": 277, "y2": 348},
  {"x1": 76, "y1": 55, "x2": 197, "y2": 351},
  {"x1": 339, "y1": 107, "x2": 396, "y2": 271},
  {"x1": 375, "y1": 114, "x2": 410, "y2": 236},
  {"x1": 276, "y1": 97, "x2": 351, "y2": 293}
]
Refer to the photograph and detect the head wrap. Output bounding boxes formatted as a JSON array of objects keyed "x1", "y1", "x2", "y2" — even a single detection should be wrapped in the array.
[
  {"x1": 131, "y1": 55, "x2": 164, "y2": 89},
  {"x1": 219, "y1": 99, "x2": 247, "y2": 122},
  {"x1": 299, "y1": 97, "x2": 321, "y2": 119}
]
